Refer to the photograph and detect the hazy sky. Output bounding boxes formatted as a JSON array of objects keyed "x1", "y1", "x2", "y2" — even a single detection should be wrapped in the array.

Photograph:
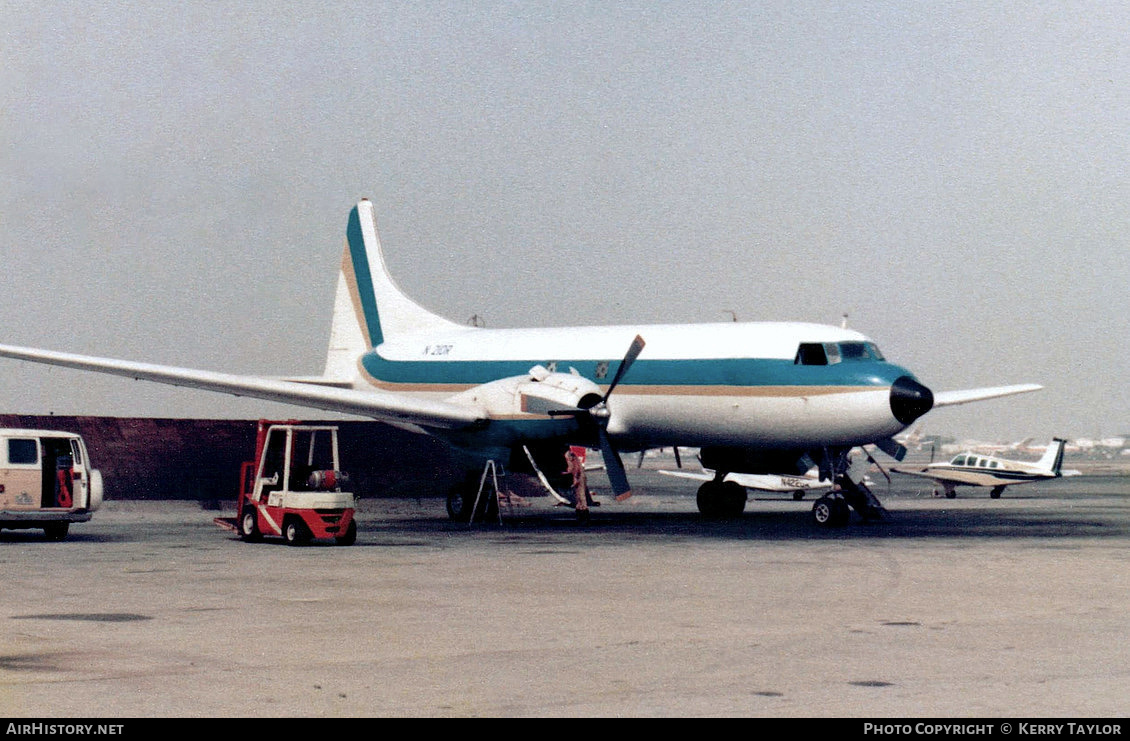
[{"x1": 2, "y1": 1, "x2": 1127, "y2": 443}]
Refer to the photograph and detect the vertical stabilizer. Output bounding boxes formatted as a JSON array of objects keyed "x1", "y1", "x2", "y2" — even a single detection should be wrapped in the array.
[
  {"x1": 322, "y1": 199, "x2": 464, "y2": 379},
  {"x1": 1035, "y1": 438, "x2": 1067, "y2": 475}
]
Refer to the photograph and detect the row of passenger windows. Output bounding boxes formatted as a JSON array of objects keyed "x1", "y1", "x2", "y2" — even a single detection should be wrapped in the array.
[
  {"x1": 794, "y1": 342, "x2": 886, "y2": 366},
  {"x1": 950, "y1": 455, "x2": 1001, "y2": 469}
]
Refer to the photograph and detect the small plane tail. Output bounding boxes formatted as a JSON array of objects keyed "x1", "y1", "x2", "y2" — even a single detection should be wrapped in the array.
[
  {"x1": 1035, "y1": 438, "x2": 1067, "y2": 476},
  {"x1": 323, "y1": 199, "x2": 464, "y2": 379}
]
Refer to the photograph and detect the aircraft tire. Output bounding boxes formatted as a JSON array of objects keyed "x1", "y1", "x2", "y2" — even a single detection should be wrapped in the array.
[
  {"x1": 696, "y1": 480, "x2": 745, "y2": 518},
  {"x1": 445, "y1": 473, "x2": 498, "y2": 522},
  {"x1": 446, "y1": 488, "x2": 475, "y2": 522},
  {"x1": 719, "y1": 481, "x2": 746, "y2": 517},
  {"x1": 945, "y1": 490, "x2": 957, "y2": 499},
  {"x1": 793, "y1": 490, "x2": 806, "y2": 501},
  {"x1": 990, "y1": 486, "x2": 1004, "y2": 499},
  {"x1": 812, "y1": 495, "x2": 850, "y2": 528},
  {"x1": 696, "y1": 481, "x2": 721, "y2": 518}
]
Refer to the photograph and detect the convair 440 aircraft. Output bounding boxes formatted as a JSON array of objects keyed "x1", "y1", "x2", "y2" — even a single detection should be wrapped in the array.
[{"x1": 0, "y1": 199, "x2": 1041, "y2": 527}]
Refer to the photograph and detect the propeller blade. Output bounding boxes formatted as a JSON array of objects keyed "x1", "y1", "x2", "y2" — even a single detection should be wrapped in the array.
[
  {"x1": 599, "y1": 429, "x2": 633, "y2": 500},
  {"x1": 602, "y1": 334, "x2": 645, "y2": 402},
  {"x1": 549, "y1": 336, "x2": 645, "y2": 499},
  {"x1": 874, "y1": 437, "x2": 907, "y2": 461},
  {"x1": 864, "y1": 447, "x2": 891, "y2": 485}
]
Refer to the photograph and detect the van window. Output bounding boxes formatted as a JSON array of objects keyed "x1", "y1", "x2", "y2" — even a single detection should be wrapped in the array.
[
  {"x1": 69, "y1": 439, "x2": 84, "y2": 465},
  {"x1": 8, "y1": 438, "x2": 39, "y2": 465}
]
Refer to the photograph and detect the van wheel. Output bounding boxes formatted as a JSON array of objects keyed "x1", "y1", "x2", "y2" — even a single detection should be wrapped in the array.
[
  {"x1": 284, "y1": 518, "x2": 311, "y2": 546},
  {"x1": 43, "y1": 522, "x2": 69, "y2": 541}
]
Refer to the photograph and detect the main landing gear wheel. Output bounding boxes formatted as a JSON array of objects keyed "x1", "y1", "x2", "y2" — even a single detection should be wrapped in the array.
[
  {"x1": 446, "y1": 487, "x2": 474, "y2": 522},
  {"x1": 990, "y1": 485, "x2": 1005, "y2": 499},
  {"x1": 239, "y1": 509, "x2": 262, "y2": 542},
  {"x1": 445, "y1": 473, "x2": 498, "y2": 522},
  {"x1": 811, "y1": 494, "x2": 851, "y2": 527},
  {"x1": 696, "y1": 480, "x2": 747, "y2": 518}
]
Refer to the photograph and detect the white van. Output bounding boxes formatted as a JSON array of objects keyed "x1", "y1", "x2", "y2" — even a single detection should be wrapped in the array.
[{"x1": 0, "y1": 429, "x2": 103, "y2": 540}]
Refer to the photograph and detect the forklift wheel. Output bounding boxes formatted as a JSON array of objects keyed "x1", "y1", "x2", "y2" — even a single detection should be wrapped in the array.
[
  {"x1": 284, "y1": 518, "x2": 311, "y2": 546},
  {"x1": 239, "y1": 510, "x2": 262, "y2": 542},
  {"x1": 335, "y1": 520, "x2": 357, "y2": 546}
]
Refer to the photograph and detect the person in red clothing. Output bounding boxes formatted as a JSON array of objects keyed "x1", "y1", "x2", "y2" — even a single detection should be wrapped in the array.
[{"x1": 565, "y1": 448, "x2": 590, "y2": 522}]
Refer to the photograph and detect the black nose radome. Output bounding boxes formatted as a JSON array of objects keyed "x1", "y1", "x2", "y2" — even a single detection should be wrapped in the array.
[{"x1": 890, "y1": 375, "x2": 934, "y2": 425}]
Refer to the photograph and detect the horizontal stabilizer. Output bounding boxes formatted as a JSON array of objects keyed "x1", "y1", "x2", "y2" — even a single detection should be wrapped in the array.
[
  {"x1": 932, "y1": 383, "x2": 1042, "y2": 408},
  {"x1": 0, "y1": 344, "x2": 483, "y2": 429}
]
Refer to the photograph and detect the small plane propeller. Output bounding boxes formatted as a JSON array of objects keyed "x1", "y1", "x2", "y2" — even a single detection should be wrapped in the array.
[{"x1": 550, "y1": 334, "x2": 645, "y2": 500}]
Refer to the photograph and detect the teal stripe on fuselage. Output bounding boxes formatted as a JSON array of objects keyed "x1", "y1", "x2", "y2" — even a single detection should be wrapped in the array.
[
  {"x1": 360, "y1": 351, "x2": 910, "y2": 389},
  {"x1": 346, "y1": 206, "x2": 384, "y2": 346}
]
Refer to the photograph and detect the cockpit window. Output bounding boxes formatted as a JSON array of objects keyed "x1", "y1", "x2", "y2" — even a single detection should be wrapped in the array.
[
  {"x1": 794, "y1": 343, "x2": 828, "y2": 365},
  {"x1": 839, "y1": 342, "x2": 885, "y2": 361},
  {"x1": 794, "y1": 341, "x2": 886, "y2": 365}
]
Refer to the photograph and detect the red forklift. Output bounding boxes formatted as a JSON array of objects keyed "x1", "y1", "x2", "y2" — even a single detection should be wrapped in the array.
[{"x1": 215, "y1": 420, "x2": 356, "y2": 546}]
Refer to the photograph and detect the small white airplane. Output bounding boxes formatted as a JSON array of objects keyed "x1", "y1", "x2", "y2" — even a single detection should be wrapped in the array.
[
  {"x1": 0, "y1": 198, "x2": 1042, "y2": 527},
  {"x1": 658, "y1": 465, "x2": 833, "y2": 503},
  {"x1": 891, "y1": 438, "x2": 1073, "y2": 499}
]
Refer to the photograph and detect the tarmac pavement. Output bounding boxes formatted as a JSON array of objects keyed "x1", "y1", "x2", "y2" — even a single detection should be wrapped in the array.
[{"x1": 0, "y1": 471, "x2": 1127, "y2": 718}]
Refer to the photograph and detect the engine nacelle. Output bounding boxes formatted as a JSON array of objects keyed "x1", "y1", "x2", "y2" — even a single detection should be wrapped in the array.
[
  {"x1": 699, "y1": 446, "x2": 813, "y2": 477},
  {"x1": 447, "y1": 365, "x2": 604, "y2": 418}
]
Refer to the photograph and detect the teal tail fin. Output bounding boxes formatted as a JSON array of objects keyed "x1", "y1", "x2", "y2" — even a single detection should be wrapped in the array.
[{"x1": 322, "y1": 199, "x2": 464, "y2": 380}]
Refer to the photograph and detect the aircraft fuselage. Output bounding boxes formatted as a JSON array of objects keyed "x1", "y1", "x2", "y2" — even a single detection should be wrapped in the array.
[{"x1": 357, "y1": 321, "x2": 919, "y2": 451}]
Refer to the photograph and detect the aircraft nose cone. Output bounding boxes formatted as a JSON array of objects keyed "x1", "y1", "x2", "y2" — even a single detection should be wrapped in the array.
[{"x1": 890, "y1": 375, "x2": 934, "y2": 425}]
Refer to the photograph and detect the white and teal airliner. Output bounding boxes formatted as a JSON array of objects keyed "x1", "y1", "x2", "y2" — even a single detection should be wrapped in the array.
[{"x1": 0, "y1": 199, "x2": 1040, "y2": 526}]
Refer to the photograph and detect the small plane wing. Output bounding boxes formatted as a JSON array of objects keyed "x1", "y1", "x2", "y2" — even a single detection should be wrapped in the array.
[
  {"x1": 658, "y1": 468, "x2": 831, "y2": 493},
  {"x1": 0, "y1": 344, "x2": 484, "y2": 429},
  {"x1": 932, "y1": 384, "x2": 1043, "y2": 408},
  {"x1": 657, "y1": 469, "x2": 714, "y2": 483},
  {"x1": 889, "y1": 466, "x2": 1008, "y2": 488}
]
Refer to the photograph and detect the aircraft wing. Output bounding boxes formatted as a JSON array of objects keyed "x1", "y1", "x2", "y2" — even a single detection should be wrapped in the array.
[
  {"x1": 0, "y1": 344, "x2": 484, "y2": 429},
  {"x1": 658, "y1": 468, "x2": 830, "y2": 493},
  {"x1": 657, "y1": 469, "x2": 714, "y2": 483},
  {"x1": 889, "y1": 465, "x2": 1012, "y2": 488},
  {"x1": 932, "y1": 384, "x2": 1042, "y2": 408}
]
